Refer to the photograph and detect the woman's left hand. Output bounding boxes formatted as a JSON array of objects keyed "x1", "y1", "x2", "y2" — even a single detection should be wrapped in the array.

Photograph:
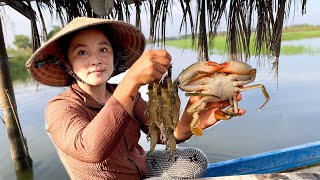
[
  {"x1": 190, "y1": 93, "x2": 246, "y2": 130},
  {"x1": 174, "y1": 93, "x2": 246, "y2": 140}
]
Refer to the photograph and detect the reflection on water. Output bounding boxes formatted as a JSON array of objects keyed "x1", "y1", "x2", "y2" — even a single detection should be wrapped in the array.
[
  {"x1": 282, "y1": 38, "x2": 320, "y2": 48},
  {"x1": 0, "y1": 84, "x2": 69, "y2": 180},
  {"x1": 1, "y1": 41, "x2": 320, "y2": 179},
  {"x1": 281, "y1": 38, "x2": 320, "y2": 55},
  {"x1": 177, "y1": 53, "x2": 320, "y2": 163}
]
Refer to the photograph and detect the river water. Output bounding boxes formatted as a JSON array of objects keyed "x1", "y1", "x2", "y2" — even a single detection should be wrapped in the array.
[{"x1": 1, "y1": 39, "x2": 320, "y2": 179}]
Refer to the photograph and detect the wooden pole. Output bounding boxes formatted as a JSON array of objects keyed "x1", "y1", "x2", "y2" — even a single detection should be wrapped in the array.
[{"x1": 0, "y1": 16, "x2": 32, "y2": 170}]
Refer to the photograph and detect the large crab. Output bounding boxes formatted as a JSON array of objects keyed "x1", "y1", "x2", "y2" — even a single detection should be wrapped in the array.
[{"x1": 175, "y1": 61, "x2": 270, "y2": 136}]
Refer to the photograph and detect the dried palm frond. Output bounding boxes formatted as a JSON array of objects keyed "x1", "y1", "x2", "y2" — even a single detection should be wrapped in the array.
[
  {"x1": 1, "y1": 0, "x2": 307, "y2": 77},
  {"x1": 151, "y1": 0, "x2": 173, "y2": 47},
  {"x1": 176, "y1": 0, "x2": 307, "y2": 78},
  {"x1": 35, "y1": 1, "x2": 48, "y2": 41}
]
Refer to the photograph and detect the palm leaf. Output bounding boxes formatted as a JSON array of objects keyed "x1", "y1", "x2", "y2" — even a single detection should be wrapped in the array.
[{"x1": 1, "y1": 0, "x2": 308, "y2": 76}]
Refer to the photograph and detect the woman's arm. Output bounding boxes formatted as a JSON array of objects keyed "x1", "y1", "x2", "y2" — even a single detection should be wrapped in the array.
[{"x1": 46, "y1": 96, "x2": 133, "y2": 162}]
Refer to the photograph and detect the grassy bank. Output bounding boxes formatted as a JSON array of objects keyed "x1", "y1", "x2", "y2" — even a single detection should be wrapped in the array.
[
  {"x1": 166, "y1": 24, "x2": 320, "y2": 55},
  {"x1": 282, "y1": 28, "x2": 320, "y2": 41}
]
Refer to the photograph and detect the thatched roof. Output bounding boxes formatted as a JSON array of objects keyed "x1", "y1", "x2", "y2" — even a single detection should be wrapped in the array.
[{"x1": 0, "y1": 0, "x2": 308, "y2": 77}]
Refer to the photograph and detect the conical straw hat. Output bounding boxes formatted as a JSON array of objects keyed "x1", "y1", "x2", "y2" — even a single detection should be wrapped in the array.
[{"x1": 26, "y1": 17, "x2": 146, "y2": 86}]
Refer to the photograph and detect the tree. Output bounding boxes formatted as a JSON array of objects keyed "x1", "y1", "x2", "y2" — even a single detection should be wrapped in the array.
[
  {"x1": 13, "y1": 34, "x2": 31, "y2": 49},
  {"x1": 47, "y1": 26, "x2": 61, "y2": 39}
]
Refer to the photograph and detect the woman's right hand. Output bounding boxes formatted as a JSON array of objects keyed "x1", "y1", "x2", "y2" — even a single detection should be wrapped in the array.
[
  {"x1": 125, "y1": 50, "x2": 172, "y2": 86},
  {"x1": 114, "y1": 50, "x2": 171, "y2": 114}
]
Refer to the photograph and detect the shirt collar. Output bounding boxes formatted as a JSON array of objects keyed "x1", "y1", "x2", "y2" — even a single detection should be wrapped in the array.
[{"x1": 70, "y1": 82, "x2": 112, "y2": 109}]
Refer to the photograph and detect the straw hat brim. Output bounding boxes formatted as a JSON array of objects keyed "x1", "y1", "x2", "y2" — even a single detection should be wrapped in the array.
[{"x1": 26, "y1": 17, "x2": 146, "y2": 86}]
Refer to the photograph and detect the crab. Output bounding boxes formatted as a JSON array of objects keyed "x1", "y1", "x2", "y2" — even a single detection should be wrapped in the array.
[{"x1": 175, "y1": 61, "x2": 270, "y2": 136}]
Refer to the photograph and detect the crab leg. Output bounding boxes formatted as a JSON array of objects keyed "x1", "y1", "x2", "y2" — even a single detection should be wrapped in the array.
[
  {"x1": 226, "y1": 96, "x2": 239, "y2": 115},
  {"x1": 215, "y1": 96, "x2": 239, "y2": 120},
  {"x1": 239, "y1": 84, "x2": 270, "y2": 110},
  {"x1": 190, "y1": 112, "x2": 202, "y2": 136},
  {"x1": 186, "y1": 96, "x2": 220, "y2": 114},
  {"x1": 232, "y1": 96, "x2": 239, "y2": 115},
  {"x1": 185, "y1": 92, "x2": 221, "y2": 98},
  {"x1": 215, "y1": 108, "x2": 233, "y2": 120},
  {"x1": 216, "y1": 83, "x2": 269, "y2": 120}
]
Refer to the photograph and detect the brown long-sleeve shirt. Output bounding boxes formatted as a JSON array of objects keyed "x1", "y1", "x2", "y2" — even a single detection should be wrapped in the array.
[{"x1": 45, "y1": 82, "x2": 150, "y2": 179}]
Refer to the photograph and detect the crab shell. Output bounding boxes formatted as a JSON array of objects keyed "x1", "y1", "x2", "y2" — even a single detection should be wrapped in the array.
[
  {"x1": 219, "y1": 61, "x2": 255, "y2": 75},
  {"x1": 176, "y1": 61, "x2": 223, "y2": 88},
  {"x1": 177, "y1": 61, "x2": 256, "y2": 93}
]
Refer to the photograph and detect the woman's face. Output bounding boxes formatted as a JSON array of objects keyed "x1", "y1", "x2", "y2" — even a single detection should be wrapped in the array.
[{"x1": 67, "y1": 28, "x2": 114, "y2": 86}]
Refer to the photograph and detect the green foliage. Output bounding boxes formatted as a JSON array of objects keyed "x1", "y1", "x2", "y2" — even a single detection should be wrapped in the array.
[
  {"x1": 13, "y1": 35, "x2": 31, "y2": 49},
  {"x1": 281, "y1": 30, "x2": 320, "y2": 41},
  {"x1": 280, "y1": 46, "x2": 320, "y2": 55},
  {"x1": 47, "y1": 26, "x2": 61, "y2": 39},
  {"x1": 7, "y1": 48, "x2": 32, "y2": 82}
]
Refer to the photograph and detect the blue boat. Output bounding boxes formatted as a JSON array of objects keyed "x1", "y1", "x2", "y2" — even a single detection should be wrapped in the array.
[{"x1": 203, "y1": 141, "x2": 320, "y2": 178}]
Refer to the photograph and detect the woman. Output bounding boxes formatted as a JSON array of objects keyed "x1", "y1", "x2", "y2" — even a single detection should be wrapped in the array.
[{"x1": 26, "y1": 17, "x2": 245, "y2": 179}]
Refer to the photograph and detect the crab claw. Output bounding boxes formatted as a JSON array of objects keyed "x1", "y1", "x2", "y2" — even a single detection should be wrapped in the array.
[
  {"x1": 215, "y1": 105, "x2": 242, "y2": 120},
  {"x1": 192, "y1": 126, "x2": 203, "y2": 136},
  {"x1": 215, "y1": 109, "x2": 233, "y2": 120},
  {"x1": 176, "y1": 61, "x2": 223, "y2": 88},
  {"x1": 220, "y1": 61, "x2": 254, "y2": 75}
]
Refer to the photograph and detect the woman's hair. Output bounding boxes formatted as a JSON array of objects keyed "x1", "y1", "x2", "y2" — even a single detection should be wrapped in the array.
[{"x1": 59, "y1": 25, "x2": 126, "y2": 85}]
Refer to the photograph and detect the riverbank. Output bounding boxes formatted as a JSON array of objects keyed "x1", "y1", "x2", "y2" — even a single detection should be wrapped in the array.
[{"x1": 166, "y1": 24, "x2": 320, "y2": 55}]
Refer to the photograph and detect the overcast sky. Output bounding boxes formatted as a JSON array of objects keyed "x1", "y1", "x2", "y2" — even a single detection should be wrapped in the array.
[{"x1": 1, "y1": 1, "x2": 320, "y2": 47}]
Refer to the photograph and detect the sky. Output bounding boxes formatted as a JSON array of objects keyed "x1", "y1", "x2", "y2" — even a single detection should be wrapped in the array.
[{"x1": 1, "y1": 1, "x2": 320, "y2": 47}]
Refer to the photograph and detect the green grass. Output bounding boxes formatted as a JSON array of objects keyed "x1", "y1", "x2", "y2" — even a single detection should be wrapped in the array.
[
  {"x1": 282, "y1": 30, "x2": 320, "y2": 41},
  {"x1": 166, "y1": 25, "x2": 320, "y2": 55},
  {"x1": 280, "y1": 45, "x2": 320, "y2": 55},
  {"x1": 6, "y1": 48, "x2": 33, "y2": 82}
]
